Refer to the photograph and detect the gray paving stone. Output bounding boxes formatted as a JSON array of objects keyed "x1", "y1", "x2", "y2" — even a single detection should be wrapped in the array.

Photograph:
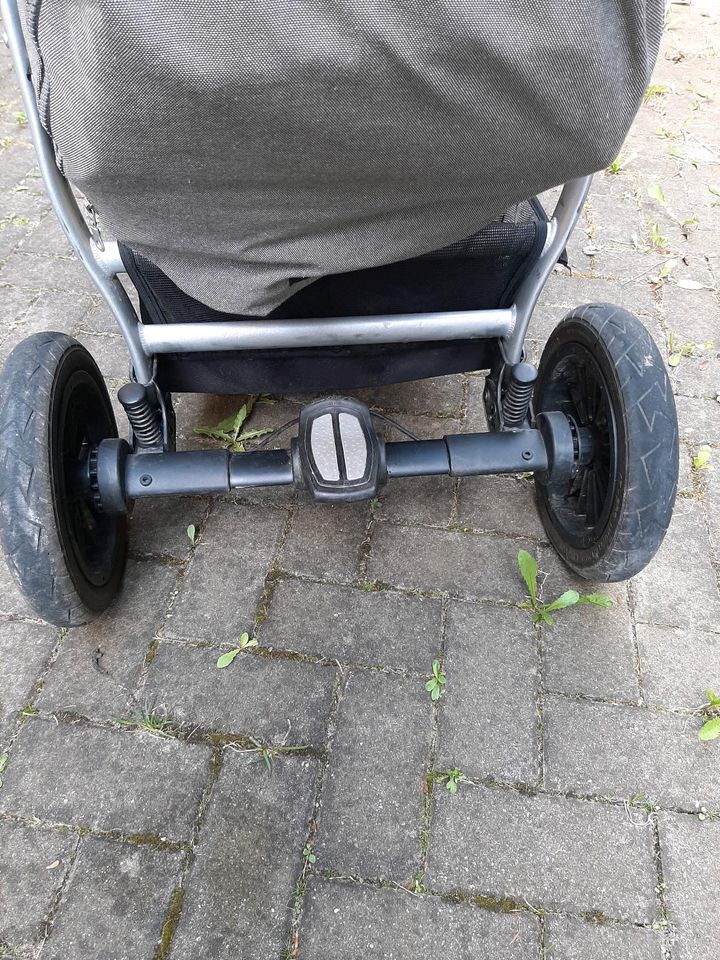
[
  {"x1": 164, "y1": 501, "x2": 285, "y2": 643},
  {"x1": 258, "y1": 578, "x2": 442, "y2": 671},
  {"x1": 367, "y1": 521, "x2": 532, "y2": 601},
  {"x1": 38, "y1": 561, "x2": 178, "y2": 719},
  {"x1": 436, "y1": 602, "x2": 538, "y2": 782},
  {"x1": 545, "y1": 696, "x2": 720, "y2": 809},
  {"x1": 279, "y1": 502, "x2": 368, "y2": 582},
  {"x1": 663, "y1": 284, "x2": 719, "y2": 344},
  {"x1": 375, "y1": 475, "x2": 455, "y2": 527},
  {"x1": 43, "y1": 838, "x2": 183, "y2": 960},
  {"x1": 143, "y1": 640, "x2": 335, "y2": 746},
  {"x1": 426, "y1": 785, "x2": 658, "y2": 923},
  {"x1": 316, "y1": 670, "x2": 431, "y2": 879},
  {"x1": 543, "y1": 916, "x2": 663, "y2": 960},
  {"x1": 171, "y1": 754, "x2": 317, "y2": 960},
  {"x1": 676, "y1": 394, "x2": 720, "y2": 445},
  {"x1": 0, "y1": 819, "x2": 76, "y2": 953},
  {"x1": 706, "y1": 465, "x2": 720, "y2": 555},
  {"x1": 0, "y1": 720, "x2": 211, "y2": 839},
  {"x1": 457, "y1": 475, "x2": 545, "y2": 539},
  {"x1": 130, "y1": 497, "x2": 209, "y2": 560},
  {"x1": 0, "y1": 619, "x2": 56, "y2": 739},
  {"x1": 631, "y1": 502, "x2": 720, "y2": 629},
  {"x1": 636, "y1": 623, "x2": 720, "y2": 709},
  {"x1": 0, "y1": 250, "x2": 92, "y2": 292},
  {"x1": 298, "y1": 877, "x2": 540, "y2": 959},
  {"x1": 658, "y1": 814, "x2": 720, "y2": 960},
  {"x1": 535, "y1": 563, "x2": 639, "y2": 702},
  {"x1": 353, "y1": 375, "x2": 465, "y2": 418}
]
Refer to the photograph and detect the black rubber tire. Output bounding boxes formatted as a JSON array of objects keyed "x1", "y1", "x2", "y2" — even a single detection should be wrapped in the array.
[
  {"x1": 0, "y1": 333, "x2": 128, "y2": 625},
  {"x1": 535, "y1": 304, "x2": 678, "y2": 582}
]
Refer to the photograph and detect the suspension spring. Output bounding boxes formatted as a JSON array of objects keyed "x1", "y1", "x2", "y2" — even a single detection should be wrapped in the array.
[
  {"x1": 502, "y1": 362, "x2": 537, "y2": 428},
  {"x1": 117, "y1": 382, "x2": 163, "y2": 447}
]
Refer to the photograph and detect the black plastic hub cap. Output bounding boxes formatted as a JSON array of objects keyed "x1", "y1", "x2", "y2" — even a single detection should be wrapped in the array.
[{"x1": 536, "y1": 343, "x2": 619, "y2": 550}]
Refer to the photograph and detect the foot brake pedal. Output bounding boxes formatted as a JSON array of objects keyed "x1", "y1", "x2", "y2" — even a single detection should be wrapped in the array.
[{"x1": 292, "y1": 398, "x2": 386, "y2": 502}]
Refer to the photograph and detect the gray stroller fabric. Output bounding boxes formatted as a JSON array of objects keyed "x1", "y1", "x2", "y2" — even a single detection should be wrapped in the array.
[{"x1": 23, "y1": 1, "x2": 663, "y2": 316}]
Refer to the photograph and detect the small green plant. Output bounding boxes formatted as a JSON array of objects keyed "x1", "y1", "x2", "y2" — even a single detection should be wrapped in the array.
[
  {"x1": 228, "y1": 736, "x2": 307, "y2": 772},
  {"x1": 606, "y1": 150, "x2": 637, "y2": 175},
  {"x1": 14, "y1": 109, "x2": 27, "y2": 125},
  {"x1": 425, "y1": 660, "x2": 446, "y2": 701},
  {"x1": 194, "y1": 397, "x2": 272, "y2": 452},
  {"x1": 644, "y1": 83, "x2": 670, "y2": 103},
  {"x1": 0, "y1": 751, "x2": 8, "y2": 788},
  {"x1": 699, "y1": 690, "x2": 720, "y2": 743},
  {"x1": 302, "y1": 845, "x2": 317, "y2": 865},
  {"x1": 117, "y1": 709, "x2": 174, "y2": 737},
  {"x1": 517, "y1": 550, "x2": 612, "y2": 626},
  {"x1": 186, "y1": 524, "x2": 198, "y2": 545},
  {"x1": 647, "y1": 182, "x2": 667, "y2": 207},
  {"x1": 693, "y1": 445, "x2": 713, "y2": 471},
  {"x1": 0, "y1": 213, "x2": 29, "y2": 231},
  {"x1": 668, "y1": 335, "x2": 717, "y2": 368},
  {"x1": 216, "y1": 632, "x2": 257, "y2": 668},
  {"x1": 441, "y1": 768, "x2": 469, "y2": 795},
  {"x1": 648, "y1": 222, "x2": 669, "y2": 251}
]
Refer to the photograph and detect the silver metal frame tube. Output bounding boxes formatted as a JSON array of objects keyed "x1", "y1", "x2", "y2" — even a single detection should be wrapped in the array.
[
  {"x1": 137, "y1": 308, "x2": 517, "y2": 353},
  {"x1": 3, "y1": 0, "x2": 591, "y2": 369}
]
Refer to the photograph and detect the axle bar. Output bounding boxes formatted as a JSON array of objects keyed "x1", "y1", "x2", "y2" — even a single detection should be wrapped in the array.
[{"x1": 116, "y1": 430, "x2": 550, "y2": 504}]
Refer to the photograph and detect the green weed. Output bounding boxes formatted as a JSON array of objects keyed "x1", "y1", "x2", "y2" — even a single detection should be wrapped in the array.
[
  {"x1": 517, "y1": 550, "x2": 612, "y2": 626},
  {"x1": 216, "y1": 632, "x2": 257, "y2": 668},
  {"x1": 699, "y1": 690, "x2": 720, "y2": 742},
  {"x1": 425, "y1": 660, "x2": 446, "y2": 701}
]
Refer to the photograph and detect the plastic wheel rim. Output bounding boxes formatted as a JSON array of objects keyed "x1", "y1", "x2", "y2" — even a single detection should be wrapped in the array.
[
  {"x1": 537, "y1": 342, "x2": 620, "y2": 551},
  {"x1": 50, "y1": 366, "x2": 122, "y2": 591}
]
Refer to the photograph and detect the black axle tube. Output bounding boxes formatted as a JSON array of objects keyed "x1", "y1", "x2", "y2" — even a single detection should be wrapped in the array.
[{"x1": 116, "y1": 428, "x2": 553, "y2": 506}]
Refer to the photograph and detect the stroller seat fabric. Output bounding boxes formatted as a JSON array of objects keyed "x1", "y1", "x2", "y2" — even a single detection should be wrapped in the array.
[{"x1": 22, "y1": 0, "x2": 662, "y2": 315}]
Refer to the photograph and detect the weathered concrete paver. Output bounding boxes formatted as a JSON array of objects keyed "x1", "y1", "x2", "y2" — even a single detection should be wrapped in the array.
[
  {"x1": 278, "y1": 502, "x2": 368, "y2": 582},
  {"x1": 143, "y1": 640, "x2": 336, "y2": 746},
  {"x1": 457, "y1": 475, "x2": 545, "y2": 539},
  {"x1": 42, "y1": 839, "x2": 184, "y2": 960},
  {"x1": 658, "y1": 814, "x2": 720, "y2": 960},
  {"x1": 545, "y1": 695, "x2": 720, "y2": 809},
  {"x1": 543, "y1": 916, "x2": 664, "y2": 960},
  {"x1": 0, "y1": 819, "x2": 76, "y2": 954},
  {"x1": 298, "y1": 877, "x2": 540, "y2": 959},
  {"x1": 258, "y1": 578, "x2": 443, "y2": 671},
  {"x1": 631, "y1": 502, "x2": 720, "y2": 629},
  {"x1": 636, "y1": 623, "x2": 720, "y2": 709},
  {"x1": 316, "y1": 670, "x2": 431, "y2": 880},
  {"x1": 171, "y1": 755, "x2": 317, "y2": 960},
  {"x1": 367, "y1": 521, "x2": 532, "y2": 600},
  {"x1": 426, "y1": 786, "x2": 658, "y2": 923},
  {"x1": 0, "y1": 720, "x2": 211, "y2": 839},
  {"x1": 37, "y1": 560, "x2": 178, "y2": 720},
  {"x1": 436, "y1": 602, "x2": 538, "y2": 782},
  {"x1": 0, "y1": 619, "x2": 56, "y2": 739},
  {"x1": 163, "y1": 501, "x2": 286, "y2": 643}
]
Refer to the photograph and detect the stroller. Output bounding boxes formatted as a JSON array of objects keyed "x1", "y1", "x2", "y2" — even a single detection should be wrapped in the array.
[{"x1": 0, "y1": 0, "x2": 678, "y2": 626}]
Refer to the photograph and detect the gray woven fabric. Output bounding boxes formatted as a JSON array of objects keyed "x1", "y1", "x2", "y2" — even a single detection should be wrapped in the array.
[{"x1": 23, "y1": 1, "x2": 663, "y2": 315}]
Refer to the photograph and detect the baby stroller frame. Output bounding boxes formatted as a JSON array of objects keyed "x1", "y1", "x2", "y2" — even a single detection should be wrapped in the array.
[{"x1": 0, "y1": 0, "x2": 679, "y2": 626}]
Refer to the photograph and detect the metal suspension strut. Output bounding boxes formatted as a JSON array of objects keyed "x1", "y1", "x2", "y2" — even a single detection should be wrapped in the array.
[
  {"x1": 502, "y1": 361, "x2": 537, "y2": 428},
  {"x1": 117, "y1": 382, "x2": 163, "y2": 448}
]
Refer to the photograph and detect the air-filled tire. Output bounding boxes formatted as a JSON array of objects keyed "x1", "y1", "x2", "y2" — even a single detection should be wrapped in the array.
[
  {"x1": 534, "y1": 303, "x2": 678, "y2": 581},
  {"x1": 0, "y1": 333, "x2": 127, "y2": 625}
]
